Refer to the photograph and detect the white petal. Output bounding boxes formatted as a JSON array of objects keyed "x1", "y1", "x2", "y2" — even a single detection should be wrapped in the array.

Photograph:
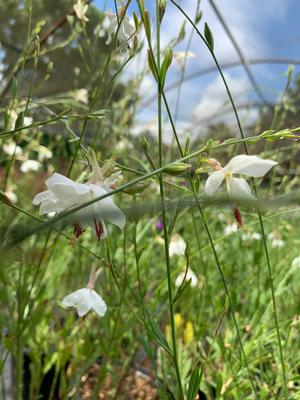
[
  {"x1": 32, "y1": 189, "x2": 56, "y2": 205},
  {"x1": 89, "y1": 290, "x2": 107, "y2": 317},
  {"x1": 62, "y1": 288, "x2": 91, "y2": 317},
  {"x1": 205, "y1": 171, "x2": 225, "y2": 196},
  {"x1": 47, "y1": 173, "x2": 91, "y2": 199},
  {"x1": 227, "y1": 177, "x2": 255, "y2": 200},
  {"x1": 90, "y1": 185, "x2": 126, "y2": 230},
  {"x1": 224, "y1": 155, "x2": 277, "y2": 177}
]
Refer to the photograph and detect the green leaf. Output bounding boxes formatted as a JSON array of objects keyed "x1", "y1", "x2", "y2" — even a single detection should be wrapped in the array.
[
  {"x1": 173, "y1": 278, "x2": 192, "y2": 303},
  {"x1": 15, "y1": 112, "x2": 24, "y2": 129},
  {"x1": 144, "y1": 10, "x2": 151, "y2": 43},
  {"x1": 204, "y1": 22, "x2": 214, "y2": 52},
  {"x1": 147, "y1": 50, "x2": 158, "y2": 82},
  {"x1": 148, "y1": 319, "x2": 173, "y2": 356},
  {"x1": 187, "y1": 366, "x2": 201, "y2": 400},
  {"x1": 160, "y1": 48, "x2": 173, "y2": 89}
]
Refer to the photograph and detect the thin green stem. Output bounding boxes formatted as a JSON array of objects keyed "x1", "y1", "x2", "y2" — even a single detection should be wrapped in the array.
[
  {"x1": 154, "y1": 1, "x2": 184, "y2": 397},
  {"x1": 170, "y1": 2, "x2": 288, "y2": 395}
]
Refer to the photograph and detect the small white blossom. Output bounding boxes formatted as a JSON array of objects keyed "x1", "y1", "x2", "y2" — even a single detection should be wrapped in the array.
[
  {"x1": 21, "y1": 159, "x2": 41, "y2": 173},
  {"x1": 291, "y1": 256, "x2": 300, "y2": 269},
  {"x1": 32, "y1": 172, "x2": 125, "y2": 240},
  {"x1": 3, "y1": 142, "x2": 23, "y2": 156},
  {"x1": 241, "y1": 232, "x2": 261, "y2": 241},
  {"x1": 62, "y1": 288, "x2": 107, "y2": 317},
  {"x1": 268, "y1": 232, "x2": 284, "y2": 248},
  {"x1": 271, "y1": 239, "x2": 284, "y2": 248},
  {"x1": 37, "y1": 146, "x2": 53, "y2": 161},
  {"x1": 175, "y1": 268, "x2": 198, "y2": 288},
  {"x1": 104, "y1": 8, "x2": 135, "y2": 48},
  {"x1": 224, "y1": 223, "x2": 238, "y2": 236},
  {"x1": 73, "y1": 0, "x2": 89, "y2": 22},
  {"x1": 74, "y1": 88, "x2": 88, "y2": 104},
  {"x1": 4, "y1": 190, "x2": 17, "y2": 204},
  {"x1": 169, "y1": 234, "x2": 186, "y2": 257},
  {"x1": 205, "y1": 155, "x2": 278, "y2": 200},
  {"x1": 174, "y1": 51, "x2": 196, "y2": 69}
]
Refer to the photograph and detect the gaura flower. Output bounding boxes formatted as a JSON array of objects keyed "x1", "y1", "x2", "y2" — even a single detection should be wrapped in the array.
[
  {"x1": 173, "y1": 51, "x2": 196, "y2": 69},
  {"x1": 62, "y1": 267, "x2": 107, "y2": 317},
  {"x1": 21, "y1": 159, "x2": 41, "y2": 173},
  {"x1": 3, "y1": 141, "x2": 23, "y2": 157},
  {"x1": 73, "y1": 0, "x2": 89, "y2": 22},
  {"x1": 224, "y1": 223, "x2": 238, "y2": 236},
  {"x1": 169, "y1": 233, "x2": 186, "y2": 257},
  {"x1": 205, "y1": 155, "x2": 278, "y2": 200},
  {"x1": 268, "y1": 232, "x2": 284, "y2": 248},
  {"x1": 74, "y1": 88, "x2": 88, "y2": 104},
  {"x1": 62, "y1": 288, "x2": 107, "y2": 317},
  {"x1": 104, "y1": 8, "x2": 135, "y2": 47},
  {"x1": 241, "y1": 232, "x2": 261, "y2": 241},
  {"x1": 175, "y1": 267, "x2": 198, "y2": 288},
  {"x1": 33, "y1": 172, "x2": 125, "y2": 240}
]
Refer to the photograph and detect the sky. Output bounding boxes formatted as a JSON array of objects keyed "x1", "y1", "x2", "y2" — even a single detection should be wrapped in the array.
[{"x1": 95, "y1": 0, "x2": 300, "y2": 140}]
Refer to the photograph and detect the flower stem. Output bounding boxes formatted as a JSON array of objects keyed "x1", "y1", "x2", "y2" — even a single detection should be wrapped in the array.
[{"x1": 154, "y1": 1, "x2": 184, "y2": 397}]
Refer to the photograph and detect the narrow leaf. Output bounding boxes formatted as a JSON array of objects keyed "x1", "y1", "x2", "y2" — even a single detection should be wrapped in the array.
[{"x1": 204, "y1": 22, "x2": 214, "y2": 51}]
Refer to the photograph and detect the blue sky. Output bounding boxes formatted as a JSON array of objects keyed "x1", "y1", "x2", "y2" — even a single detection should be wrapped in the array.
[{"x1": 94, "y1": 0, "x2": 300, "y2": 139}]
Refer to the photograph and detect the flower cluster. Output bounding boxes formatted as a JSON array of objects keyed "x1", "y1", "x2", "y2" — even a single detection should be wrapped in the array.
[{"x1": 33, "y1": 158, "x2": 125, "y2": 241}]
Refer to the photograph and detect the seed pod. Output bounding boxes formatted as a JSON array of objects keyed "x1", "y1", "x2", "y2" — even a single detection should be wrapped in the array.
[{"x1": 163, "y1": 163, "x2": 191, "y2": 175}]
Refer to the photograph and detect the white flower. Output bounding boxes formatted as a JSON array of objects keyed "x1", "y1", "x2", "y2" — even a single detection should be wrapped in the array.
[
  {"x1": 241, "y1": 232, "x2": 261, "y2": 241},
  {"x1": 224, "y1": 223, "x2": 238, "y2": 236},
  {"x1": 205, "y1": 155, "x2": 278, "y2": 200},
  {"x1": 291, "y1": 256, "x2": 300, "y2": 269},
  {"x1": 271, "y1": 239, "x2": 284, "y2": 248},
  {"x1": 3, "y1": 142, "x2": 23, "y2": 156},
  {"x1": 4, "y1": 190, "x2": 17, "y2": 204},
  {"x1": 175, "y1": 268, "x2": 198, "y2": 288},
  {"x1": 20, "y1": 159, "x2": 41, "y2": 173},
  {"x1": 104, "y1": 8, "x2": 135, "y2": 47},
  {"x1": 268, "y1": 232, "x2": 284, "y2": 248},
  {"x1": 32, "y1": 173, "x2": 125, "y2": 240},
  {"x1": 37, "y1": 146, "x2": 53, "y2": 161},
  {"x1": 74, "y1": 88, "x2": 88, "y2": 104},
  {"x1": 73, "y1": 0, "x2": 89, "y2": 22},
  {"x1": 169, "y1": 234, "x2": 186, "y2": 257},
  {"x1": 62, "y1": 288, "x2": 107, "y2": 317},
  {"x1": 174, "y1": 51, "x2": 196, "y2": 69}
]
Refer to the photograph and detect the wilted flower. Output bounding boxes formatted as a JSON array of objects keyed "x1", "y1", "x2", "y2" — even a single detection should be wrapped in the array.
[
  {"x1": 174, "y1": 51, "x2": 196, "y2": 69},
  {"x1": 73, "y1": 0, "x2": 89, "y2": 22},
  {"x1": 3, "y1": 141, "x2": 23, "y2": 157},
  {"x1": 32, "y1": 172, "x2": 125, "y2": 240},
  {"x1": 175, "y1": 267, "x2": 198, "y2": 287},
  {"x1": 104, "y1": 8, "x2": 135, "y2": 48},
  {"x1": 21, "y1": 159, "x2": 41, "y2": 173},
  {"x1": 169, "y1": 233, "x2": 186, "y2": 257},
  {"x1": 205, "y1": 155, "x2": 278, "y2": 200},
  {"x1": 62, "y1": 267, "x2": 107, "y2": 317}
]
